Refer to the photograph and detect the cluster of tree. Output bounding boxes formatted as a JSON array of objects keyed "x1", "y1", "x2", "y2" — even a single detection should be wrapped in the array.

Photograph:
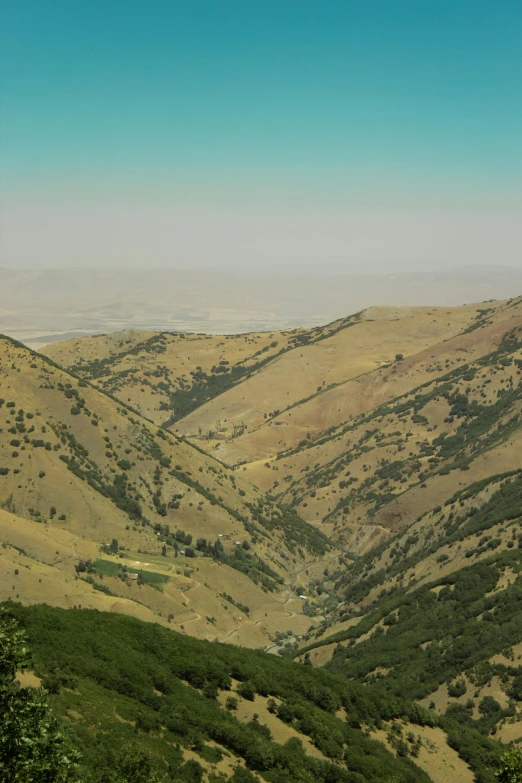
[
  {"x1": 0, "y1": 607, "x2": 80, "y2": 782},
  {"x1": 334, "y1": 471, "x2": 522, "y2": 608},
  {"x1": 2, "y1": 601, "x2": 452, "y2": 783},
  {"x1": 301, "y1": 549, "x2": 522, "y2": 782},
  {"x1": 192, "y1": 536, "x2": 282, "y2": 591},
  {"x1": 220, "y1": 593, "x2": 250, "y2": 615}
]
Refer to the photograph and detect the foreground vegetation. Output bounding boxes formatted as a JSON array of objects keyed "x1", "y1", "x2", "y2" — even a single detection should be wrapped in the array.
[
  {"x1": 3, "y1": 601, "x2": 520, "y2": 782},
  {"x1": 2, "y1": 601, "x2": 448, "y2": 783},
  {"x1": 3, "y1": 299, "x2": 522, "y2": 783},
  {"x1": 296, "y1": 549, "x2": 522, "y2": 782}
]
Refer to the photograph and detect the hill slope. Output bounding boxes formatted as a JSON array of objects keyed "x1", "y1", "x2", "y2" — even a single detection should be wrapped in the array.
[
  {"x1": 44, "y1": 302, "x2": 482, "y2": 439},
  {"x1": 45, "y1": 297, "x2": 522, "y2": 556},
  {"x1": 7, "y1": 600, "x2": 508, "y2": 783},
  {"x1": 0, "y1": 335, "x2": 332, "y2": 645},
  {"x1": 4, "y1": 296, "x2": 522, "y2": 782},
  {"x1": 289, "y1": 471, "x2": 522, "y2": 780},
  {"x1": 266, "y1": 300, "x2": 522, "y2": 549}
]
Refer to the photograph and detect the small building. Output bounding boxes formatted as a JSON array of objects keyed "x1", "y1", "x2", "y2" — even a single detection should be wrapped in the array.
[
  {"x1": 128, "y1": 573, "x2": 139, "y2": 580},
  {"x1": 299, "y1": 595, "x2": 308, "y2": 600}
]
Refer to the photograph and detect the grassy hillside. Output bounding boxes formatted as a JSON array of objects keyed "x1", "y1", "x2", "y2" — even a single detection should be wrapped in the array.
[
  {"x1": 43, "y1": 320, "x2": 357, "y2": 427},
  {"x1": 247, "y1": 298, "x2": 522, "y2": 551},
  {"x1": 43, "y1": 299, "x2": 522, "y2": 560},
  {"x1": 292, "y1": 465, "x2": 522, "y2": 648},
  {"x1": 44, "y1": 303, "x2": 483, "y2": 446},
  {"x1": 6, "y1": 600, "x2": 507, "y2": 783},
  {"x1": 9, "y1": 296, "x2": 522, "y2": 781},
  {"x1": 0, "y1": 334, "x2": 332, "y2": 646},
  {"x1": 288, "y1": 473, "x2": 522, "y2": 780},
  {"x1": 295, "y1": 549, "x2": 522, "y2": 780},
  {"x1": 212, "y1": 300, "x2": 521, "y2": 465},
  {"x1": 36, "y1": 298, "x2": 522, "y2": 633}
]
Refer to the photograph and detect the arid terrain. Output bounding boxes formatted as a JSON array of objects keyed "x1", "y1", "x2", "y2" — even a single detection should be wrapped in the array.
[
  {"x1": 2, "y1": 265, "x2": 521, "y2": 348},
  {"x1": 2, "y1": 293, "x2": 522, "y2": 783}
]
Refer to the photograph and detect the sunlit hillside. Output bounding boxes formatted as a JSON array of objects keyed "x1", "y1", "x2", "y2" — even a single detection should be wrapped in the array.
[
  {"x1": 0, "y1": 334, "x2": 333, "y2": 646},
  {"x1": 45, "y1": 297, "x2": 522, "y2": 555},
  {"x1": 3, "y1": 296, "x2": 522, "y2": 782}
]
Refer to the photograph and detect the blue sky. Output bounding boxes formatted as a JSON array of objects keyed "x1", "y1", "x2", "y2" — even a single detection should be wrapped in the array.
[{"x1": 1, "y1": 1, "x2": 521, "y2": 269}]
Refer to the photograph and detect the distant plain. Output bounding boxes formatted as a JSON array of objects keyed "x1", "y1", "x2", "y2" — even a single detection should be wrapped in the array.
[{"x1": 1, "y1": 265, "x2": 520, "y2": 348}]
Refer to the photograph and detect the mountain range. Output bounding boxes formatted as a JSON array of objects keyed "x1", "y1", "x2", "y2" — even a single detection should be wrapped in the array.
[{"x1": 2, "y1": 292, "x2": 522, "y2": 783}]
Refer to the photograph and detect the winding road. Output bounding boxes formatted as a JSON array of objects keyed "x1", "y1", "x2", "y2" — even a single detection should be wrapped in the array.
[{"x1": 217, "y1": 550, "x2": 342, "y2": 645}]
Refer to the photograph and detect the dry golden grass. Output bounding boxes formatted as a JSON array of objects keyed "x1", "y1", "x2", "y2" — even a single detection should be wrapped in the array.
[
  {"x1": 6, "y1": 296, "x2": 522, "y2": 655},
  {"x1": 259, "y1": 309, "x2": 522, "y2": 564},
  {"x1": 0, "y1": 335, "x2": 332, "y2": 645},
  {"x1": 217, "y1": 687, "x2": 331, "y2": 762},
  {"x1": 373, "y1": 723, "x2": 475, "y2": 783},
  {"x1": 300, "y1": 615, "x2": 361, "y2": 645},
  {"x1": 0, "y1": 537, "x2": 168, "y2": 625},
  {"x1": 0, "y1": 505, "x2": 323, "y2": 644},
  {"x1": 40, "y1": 298, "x2": 522, "y2": 562},
  {"x1": 44, "y1": 328, "x2": 301, "y2": 426},
  {"x1": 44, "y1": 301, "x2": 498, "y2": 465},
  {"x1": 16, "y1": 670, "x2": 42, "y2": 688},
  {"x1": 420, "y1": 674, "x2": 512, "y2": 721},
  {"x1": 179, "y1": 303, "x2": 486, "y2": 458}
]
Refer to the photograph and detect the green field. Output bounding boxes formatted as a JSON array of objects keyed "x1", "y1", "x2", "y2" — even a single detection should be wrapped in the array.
[{"x1": 93, "y1": 559, "x2": 170, "y2": 590}]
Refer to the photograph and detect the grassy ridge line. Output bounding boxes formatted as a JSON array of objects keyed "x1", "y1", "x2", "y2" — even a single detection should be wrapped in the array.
[
  {"x1": 277, "y1": 325, "x2": 521, "y2": 465},
  {"x1": 55, "y1": 317, "x2": 359, "y2": 428},
  {"x1": 4, "y1": 332, "x2": 335, "y2": 557}
]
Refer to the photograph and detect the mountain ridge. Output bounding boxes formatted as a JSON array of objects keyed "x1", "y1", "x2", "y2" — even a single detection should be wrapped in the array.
[{"x1": 3, "y1": 295, "x2": 522, "y2": 783}]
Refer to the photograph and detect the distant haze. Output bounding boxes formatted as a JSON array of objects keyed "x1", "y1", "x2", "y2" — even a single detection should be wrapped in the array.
[
  {"x1": 1, "y1": 265, "x2": 521, "y2": 348},
  {"x1": 1, "y1": 204, "x2": 521, "y2": 274},
  {"x1": 1, "y1": 2, "x2": 521, "y2": 278},
  {"x1": 1, "y1": 2, "x2": 521, "y2": 331}
]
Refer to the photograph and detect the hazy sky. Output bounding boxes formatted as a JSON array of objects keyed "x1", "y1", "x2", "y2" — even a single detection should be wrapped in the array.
[{"x1": 1, "y1": 1, "x2": 521, "y2": 272}]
